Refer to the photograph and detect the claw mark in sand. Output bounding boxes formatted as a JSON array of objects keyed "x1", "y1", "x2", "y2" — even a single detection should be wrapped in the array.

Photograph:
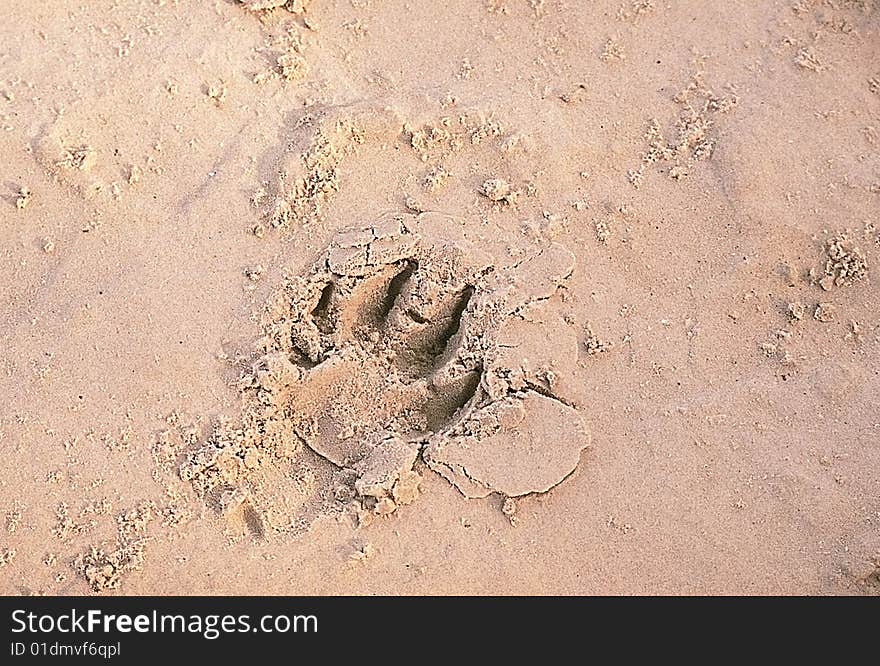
[{"x1": 182, "y1": 212, "x2": 588, "y2": 534}]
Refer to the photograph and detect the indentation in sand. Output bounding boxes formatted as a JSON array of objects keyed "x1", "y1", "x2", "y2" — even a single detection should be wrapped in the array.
[{"x1": 182, "y1": 211, "x2": 588, "y2": 533}]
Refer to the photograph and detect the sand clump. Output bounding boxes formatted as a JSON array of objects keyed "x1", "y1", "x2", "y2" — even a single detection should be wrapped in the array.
[
  {"x1": 813, "y1": 302, "x2": 837, "y2": 323},
  {"x1": 479, "y1": 177, "x2": 520, "y2": 206},
  {"x1": 583, "y1": 324, "x2": 614, "y2": 355},
  {"x1": 75, "y1": 541, "x2": 147, "y2": 593},
  {"x1": 262, "y1": 106, "x2": 402, "y2": 232},
  {"x1": 423, "y1": 165, "x2": 452, "y2": 193},
  {"x1": 788, "y1": 301, "x2": 807, "y2": 322},
  {"x1": 238, "y1": 0, "x2": 312, "y2": 14},
  {"x1": 629, "y1": 70, "x2": 738, "y2": 187},
  {"x1": 818, "y1": 234, "x2": 869, "y2": 290},
  {"x1": 617, "y1": 0, "x2": 655, "y2": 23},
  {"x1": 15, "y1": 186, "x2": 30, "y2": 210},
  {"x1": 252, "y1": 20, "x2": 310, "y2": 84},
  {"x1": 600, "y1": 37, "x2": 625, "y2": 62},
  {"x1": 795, "y1": 47, "x2": 825, "y2": 73},
  {"x1": 5, "y1": 506, "x2": 23, "y2": 535},
  {"x1": 205, "y1": 80, "x2": 228, "y2": 107},
  {"x1": 55, "y1": 145, "x2": 96, "y2": 171},
  {"x1": 33, "y1": 129, "x2": 124, "y2": 200},
  {"x1": 0, "y1": 549, "x2": 16, "y2": 569},
  {"x1": 404, "y1": 111, "x2": 510, "y2": 162},
  {"x1": 260, "y1": 105, "x2": 529, "y2": 230},
  {"x1": 266, "y1": 120, "x2": 363, "y2": 230},
  {"x1": 72, "y1": 501, "x2": 169, "y2": 592}
]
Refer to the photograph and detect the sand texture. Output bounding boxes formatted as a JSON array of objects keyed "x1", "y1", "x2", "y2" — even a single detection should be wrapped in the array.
[{"x1": 1, "y1": 0, "x2": 879, "y2": 595}]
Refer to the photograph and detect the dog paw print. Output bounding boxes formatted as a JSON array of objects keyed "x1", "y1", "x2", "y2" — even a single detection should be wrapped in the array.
[
  {"x1": 259, "y1": 212, "x2": 588, "y2": 503},
  {"x1": 183, "y1": 211, "x2": 588, "y2": 529}
]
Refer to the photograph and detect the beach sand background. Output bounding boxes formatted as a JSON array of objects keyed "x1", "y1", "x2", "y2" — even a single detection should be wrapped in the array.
[{"x1": 1, "y1": 0, "x2": 878, "y2": 595}]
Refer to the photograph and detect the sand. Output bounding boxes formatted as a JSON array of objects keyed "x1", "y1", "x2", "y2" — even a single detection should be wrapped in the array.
[{"x1": 1, "y1": 0, "x2": 878, "y2": 595}]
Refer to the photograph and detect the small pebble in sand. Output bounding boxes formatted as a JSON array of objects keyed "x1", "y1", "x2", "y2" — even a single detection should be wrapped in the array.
[
  {"x1": 206, "y1": 80, "x2": 227, "y2": 106},
  {"x1": 822, "y1": 235, "x2": 868, "y2": 289},
  {"x1": 595, "y1": 216, "x2": 611, "y2": 244},
  {"x1": 245, "y1": 264, "x2": 264, "y2": 281},
  {"x1": 584, "y1": 323, "x2": 613, "y2": 355},
  {"x1": 238, "y1": 0, "x2": 289, "y2": 10},
  {"x1": 501, "y1": 497, "x2": 517, "y2": 525},
  {"x1": 0, "y1": 548, "x2": 16, "y2": 568},
  {"x1": 349, "y1": 543, "x2": 375, "y2": 562},
  {"x1": 787, "y1": 301, "x2": 805, "y2": 322},
  {"x1": 814, "y1": 302, "x2": 836, "y2": 323},
  {"x1": 479, "y1": 177, "x2": 519, "y2": 205},
  {"x1": 600, "y1": 37, "x2": 624, "y2": 62},
  {"x1": 6, "y1": 509, "x2": 22, "y2": 534},
  {"x1": 56, "y1": 146, "x2": 95, "y2": 171},
  {"x1": 277, "y1": 53, "x2": 308, "y2": 81},
  {"x1": 15, "y1": 186, "x2": 30, "y2": 209},
  {"x1": 423, "y1": 165, "x2": 451, "y2": 192},
  {"x1": 480, "y1": 177, "x2": 510, "y2": 201},
  {"x1": 845, "y1": 320, "x2": 863, "y2": 343}
]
